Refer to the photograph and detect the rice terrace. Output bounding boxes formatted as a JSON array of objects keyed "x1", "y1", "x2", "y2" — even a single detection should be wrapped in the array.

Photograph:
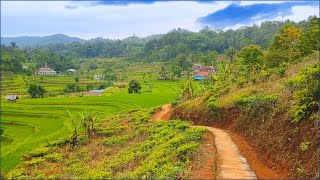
[{"x1": 1, "y1": 1, "x2": 319, "y2": 179}]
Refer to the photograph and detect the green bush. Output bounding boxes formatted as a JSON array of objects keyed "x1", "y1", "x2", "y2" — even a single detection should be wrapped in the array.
[
  {"x1": 44, "y1": 153, "x2": 64, "y2": 162},
  {"x1": 23, "y1": 147, "x2": 51, "y2": 159},
  {"x1": 286, "y1": 63, "x2": 319, "y2": 123},
  {"x1": 63, "y1": 83, "x2": 80, "y2": 93},
  {"x1": 299, "y1": 142, "x2": 310, "y2": 152},
  {"x1": 206, "y1": 95, "x2": 219, "y2": 117},
  {"x1": 234, "y1": 94, "x2": 277, "y2": 107}
]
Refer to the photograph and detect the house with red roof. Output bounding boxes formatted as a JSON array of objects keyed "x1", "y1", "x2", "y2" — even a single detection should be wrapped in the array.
[
  {"x1": 192, "y1": 65, "x2": 217, "y2": 80},
  {"x1": 37, "y1": 64, "x2": 56, "y2": 75}
]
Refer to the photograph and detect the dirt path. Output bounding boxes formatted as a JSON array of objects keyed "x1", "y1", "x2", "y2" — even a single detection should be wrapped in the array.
[
  {"x1": 153, "y1": 104, "x2": 256, "y2": 179},
  {"x1": 152, "y1": 104, "x2": 173, "y2": 121}
]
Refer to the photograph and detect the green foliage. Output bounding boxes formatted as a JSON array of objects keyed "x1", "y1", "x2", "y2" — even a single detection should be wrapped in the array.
[
  {"x1": 275, "y1": 62, "x2": 288, "y2": 77},
  {"x1": 63, "y1": 83, "x2": 80, "y2": 93},
  {"x1": 225, "y1": 47, "x2": 237, "y2": 63},
  {"x1": 128, "y1": 80, "x2": 141, "y2": 94},
  {"x1": 44, "y1": 153, "x2": 64, "y2": 162},
  {"x1": 234, "y1": 93, "x2": 278, "y2": 128},
  {"x1": 180, "y1": 77, "x2": 197, "y2": 99},
  {"x1": 234, "y1": 94, "x2": 278, "y2": 107},
  {"x1": 23, "y1": 147, "x2": 51, "y2": 159},
  {"x1": 299, "y1": 142, "x2": 310, "y2": 152},
  {"x1": 269, "y1": 24, "x2": 302, "y2": 63},
  {"x1": 24, "y1": 157, "x2": 45, "y2": 166},
  {"x1": 237, "y1": 45, "x2": 264, "y2": 67},
  {"x1": 206, "y1": 95, "x2": 219, "y2": 117},
  {"x1": 286, "y1": 63, "x2": 319, "y2": 123},
  {"x1": 27, "y1": 83, "x2": 46, "y2": 98},
  {"x1": 98, "y1": 81, "x2": 112, "y2": 90}
]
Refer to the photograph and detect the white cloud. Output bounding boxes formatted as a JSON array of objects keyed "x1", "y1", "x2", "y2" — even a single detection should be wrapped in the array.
[
  {"x1": 223, "y1": 4, "x2": 319, "y2": 30},
  {"x1": 239, "y1": 1, "x2": 291, "y2": 6},
  {"x1": 1, "y1": 1, "x2": 231, "y2": 39},
  {"x1": 1, "y1": 1, "x2": 318, "y2": 39}
]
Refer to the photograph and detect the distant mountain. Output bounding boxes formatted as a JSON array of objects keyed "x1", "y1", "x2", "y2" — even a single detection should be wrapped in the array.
[
  {"x1": 1, "y1": 33, "x2": 163, "y2": 47},
  {"x1": 1, "y1": 34, "x2": 85, "y2": 47}
]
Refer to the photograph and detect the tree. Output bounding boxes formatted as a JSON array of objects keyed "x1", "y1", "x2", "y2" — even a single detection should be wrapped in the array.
[
  {"x1": 128, "y1": 80, "x2": 141, "y2": 94},
  {"x1": 180, "y1": 77, "x2": 197, "y2": 99},
  {"x1": 158, "y1": 66, "x2": 169, "y2": 80},
  {"x1": 176, "y1": 54, "x2": 192, "y2": 70},
  {"x1": 301, "y1": 17, "x2": 320, "y2": 55},
  {"x1": 27, "y1": 84, "x2": 46, "y2": 98},
  {"x1": 225, "y1": 47, "x2": 237, "y2": 63},
  {"x1": 269, "y1": 24, "x2": 302, "y2": 62},
  {"x1": 237, "y1": 45, "x2": 264, "y2": 67},
  {"x1": 15, "y1": 75, "x2": 25, "y2": 97}
]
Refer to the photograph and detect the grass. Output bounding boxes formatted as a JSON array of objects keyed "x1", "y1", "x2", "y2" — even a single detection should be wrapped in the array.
[
  {"x1": 1, "y1": 80, "x2": 179, "y2": 174},
  {"x1": 6, "y1": 109, "x2": 206, "y2": 179},
  {"x1": 1, "y1": 75, "x2": 103, "y2": 97}
]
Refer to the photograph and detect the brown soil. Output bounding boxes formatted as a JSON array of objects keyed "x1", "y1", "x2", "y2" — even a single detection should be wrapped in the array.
[
  {"x1": 152, "y1": 104, "x2": 172, "y2": 121},
  {"x1": 153, "y1": 104, "x2": 258, "y2": 179},
  {"x1": 186, "y1": 132, "x2": 217, "y2": 179}
]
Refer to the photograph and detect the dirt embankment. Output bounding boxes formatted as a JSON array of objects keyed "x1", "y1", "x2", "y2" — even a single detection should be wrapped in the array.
[
  {"x1": 154, "y1": 104, "x2": 257, "y2": 179},
  {"x1": 172, "y1": 104, "x2": 319, "y2": 178}
]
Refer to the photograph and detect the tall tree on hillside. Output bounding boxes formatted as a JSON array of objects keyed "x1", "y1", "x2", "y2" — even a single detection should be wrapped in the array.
[
  {"x1": 301, "y1": 17, "x2": 320, "y2": 55},
  {"x1": 269, "y1": 24, "x2": 302, "y2": 63},
  {"x1": 225, "y1": 47, "x2": 237, "y2": 63},
  {"x1": 237, "y1": 45, "x2": 264, "y2": 67},
  {"x1": 176, "y1": 54, "x2": 192, "y2": 70}
]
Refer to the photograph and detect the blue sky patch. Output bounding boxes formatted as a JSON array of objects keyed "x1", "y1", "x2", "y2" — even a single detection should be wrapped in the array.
[{"x1": 198, "y1": 1, "x2": 319, "y2": 29}]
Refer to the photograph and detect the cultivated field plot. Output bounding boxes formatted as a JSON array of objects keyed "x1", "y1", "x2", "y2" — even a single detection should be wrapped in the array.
[
  {"x1": 1, "y1": 80, "x2": 179, "y2": 173},
  {"x1": 1, "y1": 75, "x2": 102, "y2": 97}
]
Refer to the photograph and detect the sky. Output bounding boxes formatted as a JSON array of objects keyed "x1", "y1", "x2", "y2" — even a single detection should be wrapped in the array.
[{"x1": 1, "y1": 0, "x2": 319, "y2": 40}]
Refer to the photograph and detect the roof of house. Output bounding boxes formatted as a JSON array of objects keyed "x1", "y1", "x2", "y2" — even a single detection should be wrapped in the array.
[
  {"x1": 68, "y1": 69, "x2": 77, "y2": 71},
  {"x1": 202, "y1": 66, "x2": 216, "y2": 70},
  {"x1": 39, "y1": 67, "x2": 54, "y2": 71},
  {"x1": 194, "y1": 72, "x2": 212, "y2": 77}
]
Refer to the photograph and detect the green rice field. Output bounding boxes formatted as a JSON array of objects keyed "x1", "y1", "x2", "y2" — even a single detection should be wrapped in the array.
[{"x1": 1, "y1": 80, "x2": 179, "y2": 173}]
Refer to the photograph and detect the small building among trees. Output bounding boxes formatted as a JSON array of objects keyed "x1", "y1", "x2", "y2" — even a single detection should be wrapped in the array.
[
  {"x1": 192, "y1": 64, "x2": 217, "y2": 80},
  {"x1": 93, "y1": 74, "x2": 104, "y2": 80},
  {"x1": 67, "y1": 69, "x2": 77, "y2": 73},
  {"x1": 37, "y1": 64, "x2": 56, "y2": 75}
]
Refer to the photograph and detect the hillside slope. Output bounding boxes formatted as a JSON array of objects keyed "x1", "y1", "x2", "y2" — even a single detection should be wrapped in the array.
[{"x1": 172, "y1": 53, "x2": 319, "y2": 178}]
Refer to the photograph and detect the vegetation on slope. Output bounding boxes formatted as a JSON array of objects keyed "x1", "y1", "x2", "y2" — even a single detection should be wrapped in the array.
[
  {"x1": 6, "y1": 109, "x2": 206, "y2": 179},
  {"x1": 172, "y1": 17, "x2": 319, "y2": 178}
]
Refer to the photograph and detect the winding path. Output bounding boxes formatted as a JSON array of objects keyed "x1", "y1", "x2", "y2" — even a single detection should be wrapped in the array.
[{"x1": 153, "y1": 104, "x2": 256, "y2": 179}]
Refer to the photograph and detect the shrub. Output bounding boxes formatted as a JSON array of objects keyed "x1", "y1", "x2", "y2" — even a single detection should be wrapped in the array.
[
  {"x1": 44, "y1": 153, "x2": 64, "y2": 162},
  {"x1": 206, "y1": 95, "x2": 219, "y2": 117},
  {"x1": 299, "y1": 142, "x2": 310, "y2": 152},
  {"x1": 234, "y1": 94, "x2": 278, "y2": 107},
  {"x1": 275, "y1": 62, "x2": 288, "y2": 77},
  {"x1": 98, "y1": 81, "x2": 112, "y2": 90},
  {"x1": 63, "y1": 83, "x2": 80, "y2": 93},
  {"x1": 24, "y1": 147, "x2": 51, "y2": 159},
  {"x1": 128, "y1": 80, "x2": 141, "y2": 94},
  {"x1": 25, "y1": 157, "x2": 45, "y2": 166},
  {"x1": 286, "y1": 63, "x2": 319, "y2": 123},
  {"x1": 27, "y1": 83, "x2": 46, "y2": 98}
]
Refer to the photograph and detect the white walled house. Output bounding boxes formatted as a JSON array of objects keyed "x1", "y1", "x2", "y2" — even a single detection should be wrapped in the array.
[{"x1": 37, "y1": 64, "x2": 56, "y2": 75}]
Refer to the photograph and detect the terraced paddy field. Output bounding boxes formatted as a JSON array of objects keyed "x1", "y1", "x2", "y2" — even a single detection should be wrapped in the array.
[
  {"x1": 1, "y1": 80, "x2": 179, "y2": 173},
  {"x1": 1, "y1": 75, "x2": 103, "y2": 97}
]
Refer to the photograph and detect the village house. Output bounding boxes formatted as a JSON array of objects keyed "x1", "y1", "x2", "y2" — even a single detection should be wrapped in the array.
[
  {"x1": 93, "y1": 74, "x2": 104, "y2": 80},
  {"x1": 192, "y1": 64, "x2": 217, "y2": 80},
  {"x1": 67, "y1": 69, "x2": 77, "y2": 73},
  {"x1": 37, "y1": 64, "x2": 56, "y2": 75}
]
